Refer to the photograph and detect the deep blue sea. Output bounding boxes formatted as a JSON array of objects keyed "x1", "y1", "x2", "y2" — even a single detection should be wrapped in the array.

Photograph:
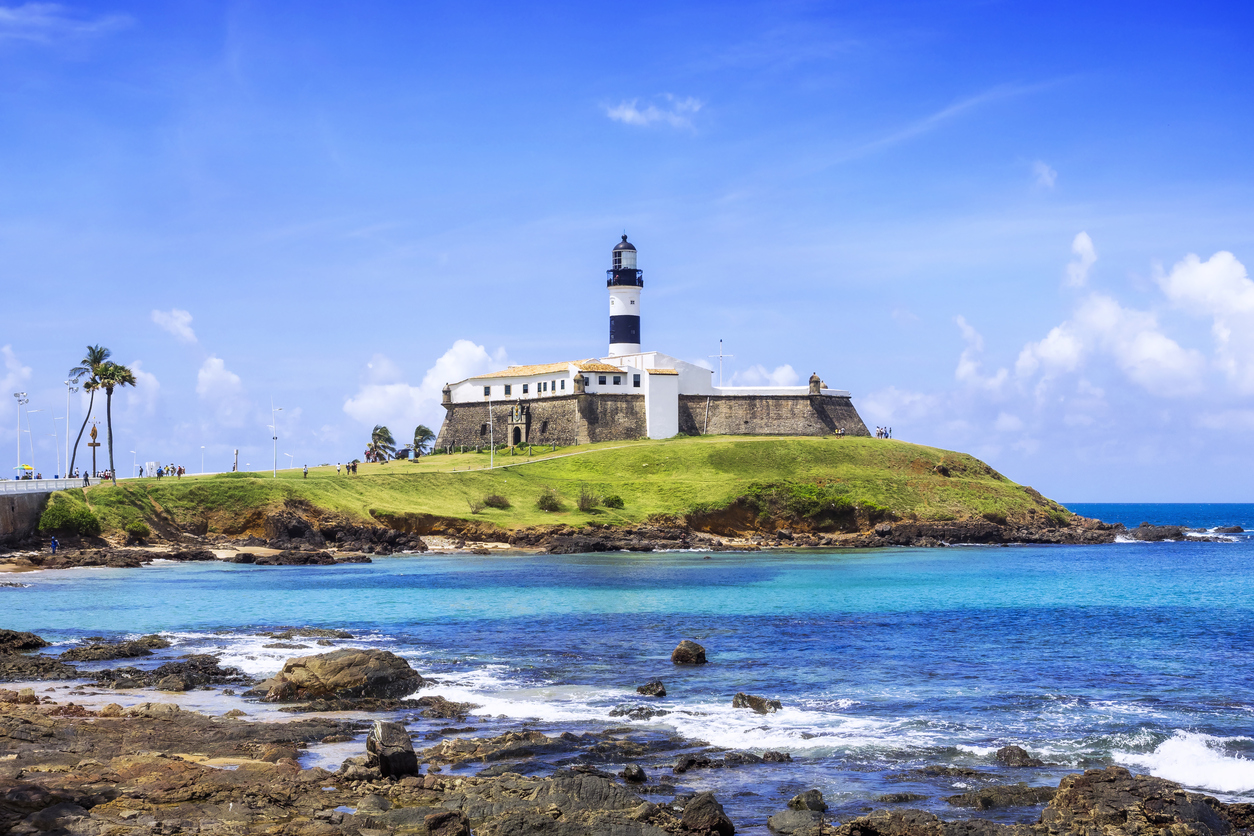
[{"x1": 3, "y1": 502, "x2": 1253, "y2": 833}]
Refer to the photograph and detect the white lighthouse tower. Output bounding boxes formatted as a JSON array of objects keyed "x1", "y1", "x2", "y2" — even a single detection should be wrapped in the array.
[{"x1": 607, "y1": 234, "x2": 643, "y2": 356}]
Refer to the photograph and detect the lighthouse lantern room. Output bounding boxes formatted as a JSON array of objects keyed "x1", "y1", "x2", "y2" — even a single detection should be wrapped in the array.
[{"x1": 607, "y1": 234, "x2": 643, "y2": 356}]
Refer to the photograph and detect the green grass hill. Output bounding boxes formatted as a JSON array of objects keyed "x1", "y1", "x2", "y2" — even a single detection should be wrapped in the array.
[{"x1": 43, "y1": 435, "x2": 1072, "y2": 539}]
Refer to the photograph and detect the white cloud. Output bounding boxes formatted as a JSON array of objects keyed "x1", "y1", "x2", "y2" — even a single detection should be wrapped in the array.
[
  {"x1": 343, "y1": 340, "x2": 508, "y2": 439},
  {"x1": 196, "y1": 356, "x2": 248, "y2": 426},
  {"x1": 606, "y1": 94, "x2": 703, "y2": 129},
  {"x1": 860, "y1": 386, "x2": 941, "y2": 426},
  {"x1": 124, "y1": 360, "x2": 159, "y2": 417},
  {"x1": 728, "y1": 364, "x2": 800, "y2": 386},
  {"x1": 1156, "y1": 251, "x2": 1254, "y2": 393},
  {"x1": 1015, "y1": 321, "x2": 1084, "y2": 379},
  {"x1": 1, "y1": 344, "x2": 32, "y2": 393},
  {"x1": 151, "y1": 308, "x2": 197, "y2": 343},
  {"x1": 954, "y1": 316, "x2": 1008, "y2": 390},
  {"x1": 1033, "y1": 160, "x2": 1057, "y2": 188},
  {"x1": 1065, "y1": 232, "x2": 1096, "y2": 287},
  {"x1": 0, "y1": 3, "x2": 130, "y2": 42}
]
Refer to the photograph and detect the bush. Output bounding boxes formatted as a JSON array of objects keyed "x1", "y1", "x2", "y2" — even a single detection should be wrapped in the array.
[
  {"x1": 536, "y1": 488, "x2": 563, "y2": 512},
  {"x1": 38, "y1": 501, "x2": 102, "y2": 536},
  {"x1": 467, "y1": 498, "x2": 485, "y2": 514},
  {"x1": 603, "y1": 494, "x2": 624, "y2": 509},
  {"x1": 483, "y1": 494, "x2": 511, "y2": 510},
  {"x1": 1046, "y1": 509, "x2": 1071, "y2": 527},
  {"x1": 577, "y1": 484, "x2": 599, "y2": 512},
  {"x1": 982, "y1": 510, "x2": 1008, "y2": 526},
  {"x1": 124, "y1": 520, "x2": 151, "y2": 541}
]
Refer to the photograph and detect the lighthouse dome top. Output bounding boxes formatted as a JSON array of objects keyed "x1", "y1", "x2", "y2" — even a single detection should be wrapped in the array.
[{"x1": 612, "y1": 234, "x2": 636, "y2": 252}]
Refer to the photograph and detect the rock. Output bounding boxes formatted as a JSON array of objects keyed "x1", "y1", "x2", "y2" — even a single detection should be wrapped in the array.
[
  {"x1": 621, "y1": 764, "x2": 647, "y2": 783},
  {"x1": 995, "y1": 745, "x2": 1044, "y2": 767},
  {"x1": 682, "y1": 791, "x2": 735, "y2": 835},
  {"x1": 222, "y1": 709, "x2": 247, "y2": 719},
  {"x1": 672, "y1": 640, "x2": 707, "y2": 665},
  {"x1": 93, "y1": 654, "x2": 252, "y2": 690},
  {"x1": 425, "y1": 809, "x2": 472, "y2": 836},
  {"x1": 260, "y1": 743, "x2": 300, "y2": 762},
  {"x1": 722, "y1": 752, "x2": 765, "y2": 766},
  {"x1": 946, "y1": 783, "x2": 1055, "y2": 809},
  {"x1": 732, "y1": 692, "x2": 782, "y2": 714},
  {"x1": 366, "y1": 719, "x2": 418, "y2": 778},
  {"x1": 1039, "y1": 766, "x2": 1232, "y2": 836},
  {"x1": 1216, "y1": 525, "x2": 1244, "y2": 533},
  {"x1": 788, "y1": 790, "x2": 828, "y2": 812},
  {"x1": 637, "y1": 678, "x2": 667, "y2": 697},
  {"x1": 768, "y1": 808, "x2": 824, "y2": 835},
  {"x1": 0, "y1": 652, "x2": 78, "y2": 681},
  {"x1": 610, "y1": 704, "x2": 671, "y2": 720},
  {"x1": 0, "y1": 629, "x2": 48, "y2": 652},
  {"x1": 674, "y1": 753, "x2": 716, "y2": 773},
  {"x1": 1123, "y1": 522, "x2": 1188, "y2": 541},
  {"x1": 248, "y1": 648, "x2": 424, "y2": 701},
  {"x1": 251, "y1": 549, "x2": 337, "y2": 566},
  {"x1": 17, "y1": 687, "x2": 37, "y2": 704},
  {"x1": 878, "y1": 792, "x2": 929, "y2": 803},
  {"x1": 262, "y1": 627, "x2": 355, "y2": 639},
  {"x1": 154, "y1": 675, "x2": 189, "y2": 692},
  {"x1": 60, "y1": 637, "x2": 167, "y2": 662},
  {"x1": 99, "y1": 703, "x2": 122, "y2": 717},
  {"x1": 762, "y1": 750, "x2": 793, "y2": 762}
]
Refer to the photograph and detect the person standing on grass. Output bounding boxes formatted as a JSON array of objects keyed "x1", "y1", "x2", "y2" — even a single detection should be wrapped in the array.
[{"x1": 303, "y1": 465, "x2": 308, "y2": 479}]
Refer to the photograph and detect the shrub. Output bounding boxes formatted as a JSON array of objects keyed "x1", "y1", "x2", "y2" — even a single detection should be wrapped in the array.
[
  {"x1": 124, "y1": 520, "x2": 151, "y2": 541},
  {"x1": 467, "y1": 498, "x2": 485, "y2": 514},
  {"x1": 577, "y1": 484, "x2": 599, "y2": 512},
  {"x1": 1046, "y1": 509, "x2": 1071, "y2": 527},
  {"x1": 982, "y1": 510, "x2": 1008, "y2": 526},
  {"x1": 603, "y1": 494, "x2": 624, "y2": 509},
  {"x1": 535, "y1": 488, "x2": 563, "y2": 512},
  {"x1": 483, "y1": 494, "x2": 511, "y2": 510},
  {"x1": 38, "y1": 501, "x2": 102, "y2": 536}
]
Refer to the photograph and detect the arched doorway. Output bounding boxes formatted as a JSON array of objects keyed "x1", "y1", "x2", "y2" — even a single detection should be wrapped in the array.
[{"x1": 512, "y1": 427, "x2": 522, "y2": 445}]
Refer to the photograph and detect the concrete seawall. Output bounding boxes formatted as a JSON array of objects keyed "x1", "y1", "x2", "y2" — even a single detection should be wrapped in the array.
[{"x1": 1, "y1": 492, "x2": 48, "y2": 545}]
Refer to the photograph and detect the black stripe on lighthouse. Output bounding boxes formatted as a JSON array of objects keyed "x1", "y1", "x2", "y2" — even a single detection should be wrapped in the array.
[{"x1": 610, "y1": 315, "x2": 640, "y2": 345}]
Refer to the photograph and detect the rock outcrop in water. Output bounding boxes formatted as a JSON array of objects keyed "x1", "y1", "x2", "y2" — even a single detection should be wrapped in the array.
[
  {"x1": 672, "y1": 640, "x2": 707, "y2": 665},
  {"x1": 247, "y1": 648, "x2": 425, "y2": 702}
]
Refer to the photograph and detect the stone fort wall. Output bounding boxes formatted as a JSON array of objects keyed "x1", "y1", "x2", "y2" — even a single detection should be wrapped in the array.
[
  {"x1": 678, "y1": 394, "x2": 870, "y2": 437},
  {"x1": 435, "y1": 392, "x2": 870, "y2": 448}
]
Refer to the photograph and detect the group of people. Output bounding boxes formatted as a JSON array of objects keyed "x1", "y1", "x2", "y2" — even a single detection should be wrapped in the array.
[
  {"x1": 875, "y1": 426, "x2": 893, "y2": 439},
  {"x1": 151, "y1": 464, "x2": 186, "y2": 479},
  {"x1": 337, "y1": 462, "x2": 359, "y2": 475}
]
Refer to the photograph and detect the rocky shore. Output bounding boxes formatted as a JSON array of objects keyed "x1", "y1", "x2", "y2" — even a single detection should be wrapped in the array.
[{"x1": 1, "y1": 634, "x2": 1251, "y2": 835}]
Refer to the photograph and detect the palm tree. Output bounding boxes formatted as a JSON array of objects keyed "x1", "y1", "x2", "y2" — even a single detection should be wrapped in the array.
[
  {"x1": 368, "y1": 425, "x2": 397, "y2": 461},
  {"x1": 97, "y1": 361, "x2": 136, "y2": 485},
  {"x1": 68, "y1": 344, "x2": 111, "y2": 478},
  {"x1": 412, "y1": 424, "x2": 435, "y2": 456}
]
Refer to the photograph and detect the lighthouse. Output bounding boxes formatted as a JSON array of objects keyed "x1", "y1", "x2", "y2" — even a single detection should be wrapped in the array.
[{"x1": 607, "y1": 234, "x2": 643, "y2": 355}]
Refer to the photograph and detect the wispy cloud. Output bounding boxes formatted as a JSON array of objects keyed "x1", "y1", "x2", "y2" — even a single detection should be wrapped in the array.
[
  {"x1": 838, "y1": 82, "x2": 1053, "y2": 162},
  {"x1": 0, "y1": 3, "x2": 131, "y2": 43},
  {"x1": 151, "y1": 308, "x2": 197, "y2": 344},
  {"x1": 1065, "y1": 232, "x2": 1096, "y2": 287},
  {"x1": 1033, "y1": 159, "x2": 1057, "y2": 188},
  {"x1": 606, "y1": 94, "x2": 703, "y2": 130}
]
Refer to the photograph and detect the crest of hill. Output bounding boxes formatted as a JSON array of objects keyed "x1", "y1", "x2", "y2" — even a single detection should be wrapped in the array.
[{"x1": 47, "y1": 437, "x2": 1069, "y2": 540}]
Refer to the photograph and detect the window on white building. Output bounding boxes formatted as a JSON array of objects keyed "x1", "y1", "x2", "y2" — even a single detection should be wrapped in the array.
[
  {"x1": 504, "y1": 385, "x2": 511, "y2": 396},
  {"x1": 613, "y1": 376, "x2": 621, "y2": 385},
  {"x1": 523, "y1": 384, "x2": 529, "y2": 394},
  {"x1": 633, "y1": 374, "x2": 640, "y2": 388},
  {"x1": 598, "y1": 375, "x2": 606, "y2": 385},
  {"x1": 560, "y1": 379, "x2": 565, "y2": 390},
  {"x1": 483, "y1": 386, "x2": 490, "y2": 397}
]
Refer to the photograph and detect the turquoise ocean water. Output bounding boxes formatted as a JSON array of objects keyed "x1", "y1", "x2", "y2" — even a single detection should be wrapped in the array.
[{"x1": 3, "y1": 502, "x2": 1252, "y2": 832}]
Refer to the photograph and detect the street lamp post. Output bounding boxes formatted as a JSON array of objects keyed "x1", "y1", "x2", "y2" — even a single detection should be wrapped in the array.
[
  {"x1": 12, "y1": 392, "x2": 27, "y2": 476},
  {"x1": 271, "y1": 402, "x2": 282, "y2": 478},
  {"x1": 24, "y1": 408, "x2": 42, "y2": 475},
  {"x1": 64, "y1": 381, "x2": 77, "y2": 478}
]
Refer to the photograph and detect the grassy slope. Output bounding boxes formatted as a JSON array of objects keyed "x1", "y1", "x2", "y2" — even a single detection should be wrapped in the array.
[{"x1": 66, "y1": 436, "x2": 1065, "y2": 535}]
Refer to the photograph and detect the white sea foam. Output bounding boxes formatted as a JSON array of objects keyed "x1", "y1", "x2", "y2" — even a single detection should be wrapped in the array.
[{"x1": 1115, "y1": 731, "x2": 1254, "y2": 794}]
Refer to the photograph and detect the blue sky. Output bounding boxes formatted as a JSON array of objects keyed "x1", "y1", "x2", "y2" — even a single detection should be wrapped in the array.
[{"x1": 2, "y1": 1, "x2": 1253, "y2": 500}]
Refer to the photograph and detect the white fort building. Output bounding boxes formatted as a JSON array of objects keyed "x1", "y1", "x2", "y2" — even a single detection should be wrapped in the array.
[{"x1": 436, "y1": 236, "x2": 870, "y2": 448}]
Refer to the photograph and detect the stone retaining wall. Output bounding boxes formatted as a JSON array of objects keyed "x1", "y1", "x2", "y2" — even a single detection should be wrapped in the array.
[
  {"x1": 0, "y1": 492, "x2": 48, "y2": 545},
  {"x1": 678, "y1": 394, "x2": 870, "y2": 437}
]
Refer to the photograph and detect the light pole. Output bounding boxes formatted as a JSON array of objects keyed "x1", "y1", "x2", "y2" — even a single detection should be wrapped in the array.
[
  {"x1": 13, "y1": 392, "x2": 26, "y2": 476},
  {"x1": 270, "y1": 402, "x2": 282, "y2": 478},
  {"x1": 200, "y1": 446, "x2": 205, "y2": 474},
  {"x1": 24, "y1": 408, "x2": 42, "y2": 475},
  {"x1": 64, "y1": 380, "x2": 77, "y2": 478},
  {"x1": 52, "y1": 417, "x2": 63, "y2": 477}
]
